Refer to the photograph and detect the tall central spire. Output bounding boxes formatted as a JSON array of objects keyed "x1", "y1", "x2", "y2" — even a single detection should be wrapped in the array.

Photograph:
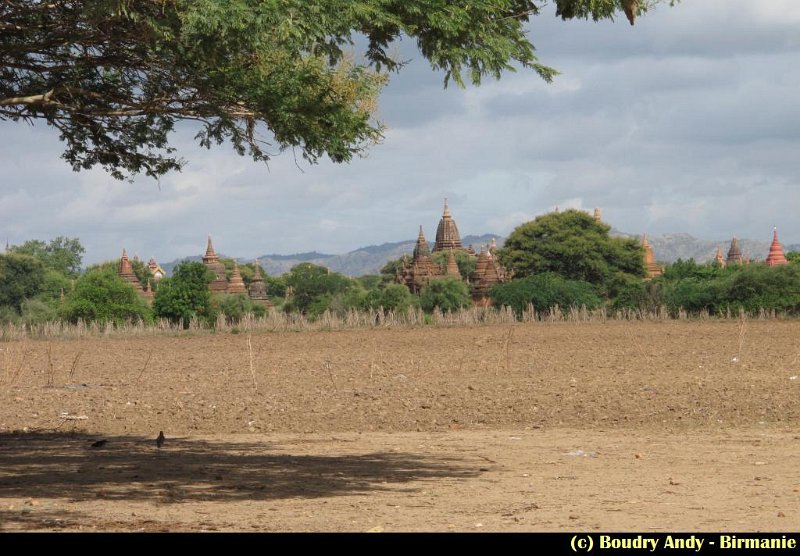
[{"x1": 434, "y1": 197, "x2": 462, "y2": 252}]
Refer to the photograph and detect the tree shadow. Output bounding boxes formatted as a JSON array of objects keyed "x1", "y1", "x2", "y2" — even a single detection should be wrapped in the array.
[{"x1": 0, "y1": 431, "x2": 480, "y2": 518}]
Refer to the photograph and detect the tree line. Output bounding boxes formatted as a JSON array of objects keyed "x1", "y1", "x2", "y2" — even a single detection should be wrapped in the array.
[{"x1": 2, "y1": 210, "x2": 799, "y2": 327}]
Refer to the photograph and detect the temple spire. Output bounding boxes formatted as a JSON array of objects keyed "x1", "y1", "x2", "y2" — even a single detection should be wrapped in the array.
[
  {"x1": 766, "y1": 227, "x2": 788, "y2": 266},
  {"x1": 205, "y1": 234, "x2": 217, "y2": 259},
  {"x1": 434, "y1": 198, "x2": 462, "y2": 252}
]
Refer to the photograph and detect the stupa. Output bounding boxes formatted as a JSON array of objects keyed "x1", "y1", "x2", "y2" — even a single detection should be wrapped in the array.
[
  {"x1": 641, "y1": 235, "x2": 663, "y2": 279},
  {"x1": 203, "y1": 235, "x2": 229, "y2": 293},
  {"x1": 227, "y1": 262, "x2": 248, "y2": 294},
  {"x1": 726, "y1": 237, "x2": 743, "y2": 265},
  {"x1": 765, "y1": 228, "x2": 788, "y2": 266}
]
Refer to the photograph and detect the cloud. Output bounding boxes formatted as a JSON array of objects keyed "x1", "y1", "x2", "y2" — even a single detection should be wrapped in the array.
[{"x1": 0, "y1": 0, "x2": 798, "y2": 266}]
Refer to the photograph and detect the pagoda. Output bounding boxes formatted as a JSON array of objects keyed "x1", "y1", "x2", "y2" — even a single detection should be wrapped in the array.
[
  {"x1": 433, "y1": 198, "x2": 463, "y2": 252},
  {"x1": 148, "y1": 257, "x2": 166, "y2": 281},
  {"x1": 203, "y1": 235, "x2": 229, "y2": 293},
  {"x1": 641, "y1": 235, "x2": 663, "y2": 279},
  {"x1": 248, "y1": 259, "x2": 270, "y2": 304},
  {"x1": 399, "y1": 226, "x2": 441, "y2": 293},
  {"x1": 444, "y1": 249, "x2": 460, "y2": 277},
  {"x1": 118, "y1": 249, "x2": 149, "y2": 298},
  {"x1": 713, "y1": 247, "x2": 726, "y2": 267},
  {"x1": 227, "y1": 262, "x2": 248, "y2": 294},
  {"x1": 726, "y1": 237, "x2": 743, "y2": 265},
  {"x1": 471, "y1": 246, "x2": 507, "y2": 303},
  {"x1": 765, "y1": 228, "x2": 788, "y2": 266}
]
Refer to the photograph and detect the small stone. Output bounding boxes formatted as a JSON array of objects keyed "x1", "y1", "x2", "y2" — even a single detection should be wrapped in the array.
[{"x1": 778, "y1": 511, "x2": 786, "y2": 518}]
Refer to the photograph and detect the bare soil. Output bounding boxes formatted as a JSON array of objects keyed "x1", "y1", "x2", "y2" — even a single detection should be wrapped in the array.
[{"x1": 1, "y1": 320, "x2": 799, "y2": 531}]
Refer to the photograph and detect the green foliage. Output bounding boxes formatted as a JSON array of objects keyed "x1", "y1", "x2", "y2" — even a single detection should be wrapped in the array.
[
  {"x1": 365, "y1": 283, "x2": 419, "y2": 313},
  {"x1": 60, "y1": 266, "x2": 152, "y2": 324},
  {"x1": 38, "y1": 269, "x2": 72, "y2": 303},
  {"x1": 419, "y1": 277, "x2": 472, "y2": 312},
  {"x1": 720, "y1": 264, "x2": 800, "y2": 314},
  {"x1": 8, "y1": 237, "x2": 85, "y2": 277},
  {"x1": 498, "y1": 209, "x2": 645, "y2": 293},
  {"x1": 284, "y1": 263, "x2": 356, "y2": 315},
  {"x1": 490, "y1": 272, "x2": 601, "y2": 315},
  {"x1": 212, "y1": 293, "x2": 267, "y2": 322},
  {"x1": 609, "y1": 278, "x2": 664, "y2": 313},
  {"x1": 0, "y1": 0, "x2": 653, "y2": 178},
  {"x1": 152, "y1": 261, "x2": 214, "y2": 326},
  {"x1": 380, "y1": 258, "x2": 406, "y2": 282},
  {"x1": 357, "y1": 274, "x2": 383, "y2": 290},
  {"x1": 19, "y1": 298, "x2": 59, "y2": 325},
  {"x1": 265, "y1": 274, "x2": 287, "y2": 298},
  {"x1": 431, "y1": 250, "x2": 477, "y2": 280},
  {"x1": 0, "y1": 253, "x2": 45, "y2": 311},
  {"x1": 786, "y1": 251, "x2": 800, "y2": 265}
]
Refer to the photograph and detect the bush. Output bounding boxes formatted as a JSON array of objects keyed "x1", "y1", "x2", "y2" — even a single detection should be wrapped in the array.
[
  {"x1": 365, "y1": 283, "x2": 419, "y2": 313},
  {"x1": 60, "y1": 267, "x2": 152, "y2": 324},
  {"x1": 490, "y1": 273, "x2": 601, "y2": 315},
  {"x1": 212, "y1": 294, "x2": 268, "y2": 322},
  {"x1": 419, "y1": 278, "x2": 471, "y2": 312},
  {"x1": 153, "y1": 261, "x2": 214, "y2": 326}
]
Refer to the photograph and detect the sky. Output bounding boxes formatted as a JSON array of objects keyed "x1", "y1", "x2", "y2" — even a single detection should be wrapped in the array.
[{"x1": 1, "y1": 0, "x2": 799, "y2": 265}]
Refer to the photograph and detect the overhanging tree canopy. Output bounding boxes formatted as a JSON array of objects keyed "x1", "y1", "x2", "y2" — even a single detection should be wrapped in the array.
[{"x1": 0, "y1": 0, "x2": 666, "y2": 179}]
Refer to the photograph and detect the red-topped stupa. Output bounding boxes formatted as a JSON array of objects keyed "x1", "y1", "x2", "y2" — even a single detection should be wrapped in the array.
[{"x1": 765, "y1": 228, "x2": 788, "y2": 266}]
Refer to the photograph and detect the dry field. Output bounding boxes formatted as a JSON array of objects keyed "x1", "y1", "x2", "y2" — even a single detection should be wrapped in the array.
[{"x1": 1, "y1": 320, "x2": 799, "y2": 531}]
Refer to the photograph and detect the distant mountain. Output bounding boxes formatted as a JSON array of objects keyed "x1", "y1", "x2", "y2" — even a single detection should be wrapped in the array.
[{"x1": 160, "y1": 232, "x2": 797, "y2": 278}]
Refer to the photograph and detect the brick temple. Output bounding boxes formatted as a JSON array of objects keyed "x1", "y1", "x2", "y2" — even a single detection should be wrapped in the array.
[{"x1": 397, "y1": 199, "x2": 509, "y2": 303}]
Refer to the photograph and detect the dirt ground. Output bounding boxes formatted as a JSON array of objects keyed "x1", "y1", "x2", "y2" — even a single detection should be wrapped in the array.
[{"x1": 1, "y1": 320, "x2": 799, "y2": 531}]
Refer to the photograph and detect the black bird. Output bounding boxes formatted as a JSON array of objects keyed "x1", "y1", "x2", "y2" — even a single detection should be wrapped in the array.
[
  {"x1": 156, "y1": 431, "x2": 165, "y2": 449},
  {"x1": 90, "y1": 439, "x2": 107, "y2": 448}
]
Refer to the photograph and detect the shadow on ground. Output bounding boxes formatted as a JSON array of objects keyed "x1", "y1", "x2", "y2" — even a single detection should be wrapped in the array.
[{"x1": 0, "y1": 431, "x2": 478, "y2": 512}]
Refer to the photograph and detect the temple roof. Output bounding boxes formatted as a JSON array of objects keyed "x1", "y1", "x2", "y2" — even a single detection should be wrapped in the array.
[
  {"x1": 413, "y1": 226, "x2": 431, "y2": 260},
  {"x1": 249, "y1": 259, "x2": 269, "y2": 300},
  {"x1": 433, "y1": 198, "x2": 463, "y2": 252},
  {"x1": 118, "y1": 248, "x2": 144, "y2": 294},
  {"x1": 714, "y1": 247, "x2": 726, "y2": 267},
  {"x1": 766, "y1": 228, "x2": 788, "y2": 266},
  {"x1": 726, "y1": 237, "x2": 743, "y2": 265},
  {"x1": 227, "y1": 262, "x2": 248, "y2": 294}
]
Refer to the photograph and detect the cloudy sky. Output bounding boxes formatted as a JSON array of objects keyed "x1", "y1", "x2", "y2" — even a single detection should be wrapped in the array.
[{"x1": 1, "y1": 0, "x2": 798, "y2": 265}]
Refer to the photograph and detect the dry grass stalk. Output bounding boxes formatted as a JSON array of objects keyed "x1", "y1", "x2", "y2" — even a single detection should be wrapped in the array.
[{"x1": 247, "y1": 334, "x2": 258, "y2": 393}]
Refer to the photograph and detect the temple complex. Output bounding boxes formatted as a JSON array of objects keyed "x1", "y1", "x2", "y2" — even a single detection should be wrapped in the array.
[
  {"x1": 765, "y1": 228, "x2": 788, "y2": 266},
  {"x1": 398, "y1": 200, "x2": 509, "y2": 301},
  {"x1": 641, "y1": 235, "x2": 663, "y2": 279}
]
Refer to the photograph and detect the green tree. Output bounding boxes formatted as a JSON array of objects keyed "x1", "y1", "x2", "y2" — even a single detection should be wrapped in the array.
[
  {"x1": 8, "y1": 236, "x2": 85, "y2": 277},
  {"x1": 0, "y1": 253, "x2": 45, "y2": 311},
  {"x1": 213, "y1": 293, "x2": 267, "y2": 322},
  {"x1": 498, "y1": 209, "x2": 645, "y2": 294},
  {"x1": 490, "y1": 272, "x2": 601, "y2": 315},
  {"x1": 284, "y1": 263, "x2": 355, "y2": 314},
  {"x1": 153, "y1": 261, "x2": 214, "y2": 325},
  {"x1": 0, "y1": 1, "x2": 666, "y2": 179},
  {"x1": 60, "y1": 266, "x2": 152, "y2": 324},
  {"x1": 786, "y1": 251, "x2": 800, "y2": 265},
  {"x1": 365, "y1": 283, "x2": 419, "y2": 313},
  {"x1": 419, "y1": 277, "x2": 471, "y2": 312}
]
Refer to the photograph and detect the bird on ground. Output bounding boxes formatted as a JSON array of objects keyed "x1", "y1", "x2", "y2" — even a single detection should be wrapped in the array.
[
  {"x1": 156, "y1": 431, "x2": 165, "y2": 449},
  {"x1": 90, "y1": 439, "x2": 107, "y2": 448}
]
